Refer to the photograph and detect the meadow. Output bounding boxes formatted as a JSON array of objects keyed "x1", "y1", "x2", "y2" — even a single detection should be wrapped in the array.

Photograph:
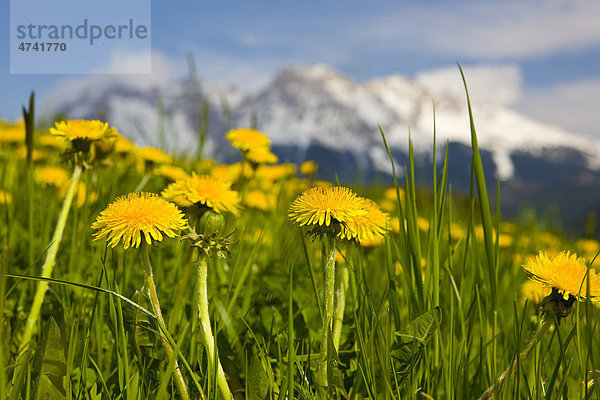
[{"x1": 1, "y1": 80, "x2": 600, "y2": 400}]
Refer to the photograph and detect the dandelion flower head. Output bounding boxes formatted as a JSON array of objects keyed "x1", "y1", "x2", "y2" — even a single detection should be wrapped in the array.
[
  {"x1": 522, "y1": 251, "x2": 600, "y2": 301},
  {"x1": 50, "y1": 120, "x2": 117, "y2": 143},
  {"x1": 289, "y1": 186, "x2": 367, "y2": 227},
  {"x1": 154, "y1": 164, "x2": 190, "y2": 182},
  {"x1": 0, "y1": 190, "x2": 12, "y2": 205},
  {"x1": 92, "y1": 192, "x2": 187, "y2": 249},
  {"x1": 0, "y1": 122, "x2": 25, "y2": 143},
  {"x1": 113, "y1": 135, "x2": 137, "y2": 154},
  {"x1": 520, "y1": 279, "x2": 551, "y2": 304},
  {"x1": 244, "y1": 189, "x2": 275, "y2": 211},
  {"x1": 137, "y1": 146, "x2": 173, "y2": 164},
  {"x1": 162, "y1": 174, "x2": 241, "y2": 215},
  {"x1": 339, "y1": 198, "x2": 389, "y2": 243},
  {"x1": 300, "y1": 161, "x2": 318, "y2": 176},
  {"x1": 34, "y1": 166, "x2": 70, "y2": 187},
  {"x1": 226, "y1": 128, "x2": 271, "y2": 152},
  {"x1": 245, "y1": 147, "x2": 278, "y2": 164}
]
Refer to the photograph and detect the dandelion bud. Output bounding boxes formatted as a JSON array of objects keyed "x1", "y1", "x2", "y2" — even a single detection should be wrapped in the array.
[{"x1": 198, "y1": 210, "x2": 226, "y2": 236}]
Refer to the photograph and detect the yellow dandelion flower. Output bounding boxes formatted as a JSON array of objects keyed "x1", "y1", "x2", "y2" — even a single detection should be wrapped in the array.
[
  {"x1": 359, "y1": 234, "x2": 385, "y2": 247},
  {"x1": 226, "y1": 128, "x2": 271, "y2": 152},
  {"x1": 137, "y1": 146, "x2": 172, "y2": 164},
  {"x1": 576, "y1": 238, "x2": 600, "y2": 256},
  {"x1": 244, "y1": 189, "x2": 275, "y2": 211},
  {"x1": 340, "y1": 198, "x2": 389, "y2": 243},
  {"x1": 160, "y1": 179, "x2": 194, "y2": 207},
  {"x1": 246, "y1": 147, "x2": 278, "y2": 164},
  {"x1": 521, "y1": 280, "x2": 551, "y2": 304},
  {"x1": 211, "y1": 163, "x2": 245, "y2": 183},
  {"x1": 91, "y1": 136, "x2": 118, "y2": 160},
  {"x1": 0, "y1": 125, "x2": 25, "y2": 143},
  {"x1": 391, "y1": 217, "x2": 401, "y2": 233},
  {"x1": 498, "y1": 233, "x2": 513, "y2": 248},
  {"x1": 417, "y1": 217, "x2": 429, "y2": 232},
  {"x1": 450, "y1": 223, "x2": 465, "y2": 240},
  {"x1": 383, "y1": 187, "x2": 405, "y2": 202},
  {"x1": 137, "y1": 146, "x2": 173, "y2": 174},
  {"x1": 92, "y1": 192, "x2": 187, "y2": 249},
  {"x1": 300, "y1": 161, "x2": 318, "y2": 176},
  {"x1": 16, "y1": 146, "x2": 49, "y2": 162},
  {"x1": 162, "y1": 174, "x2": 241, "y2": 215},
  {"x1": 289, "y1": 186, "x2": 367, "y2": 227},
  {"x1": 154, "y1": 164, "x2": 190, "y2": 182},
  {"x1": 34, "y1": 166, "x2": 70, "y2": 187},
  {"x1": 49, "y1": 119, "x2": 117, "y2": 146},
  {"x1": 522, "y1": 251, "x2": 600, "y2": 301},
  {"x1": 38, "y1": 133, "x2": 67, "y2": 149},
  {"x1": 0, "y1": 190, "x2": 12, "y2": 205},
  {"x1": 379, "y1": 199, "x2": 396, "y2": 213},
  {"x1": 113, "y1": 135, "x2": 137, "y2": 154},
  {"x1": 255, "y1": 164, "x2": 297, "y2": 182},
  {"x1": 538, "y1": 231, "x2": 561, "y2": 250}
]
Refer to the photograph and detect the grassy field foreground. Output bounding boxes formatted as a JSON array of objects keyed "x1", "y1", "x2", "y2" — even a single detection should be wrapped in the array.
[{"x1": 1, "y1": 80, "x2": 600, "y2": 400}]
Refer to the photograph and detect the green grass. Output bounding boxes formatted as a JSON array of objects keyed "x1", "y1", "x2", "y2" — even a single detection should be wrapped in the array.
[{"x1": 1, "y1": 79, "x2": 600, "y2": 400}]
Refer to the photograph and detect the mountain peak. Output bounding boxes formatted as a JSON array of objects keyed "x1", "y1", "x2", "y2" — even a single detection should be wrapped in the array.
[
  {"x1": 44, "y1": 63, "x2": 600, "y2": 182},
  {"x1": 276, "y1": 64, "x2": 348, "y2": 83}
]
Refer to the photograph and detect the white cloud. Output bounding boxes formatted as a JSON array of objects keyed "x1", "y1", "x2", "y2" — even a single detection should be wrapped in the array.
[
  {"x1": 184, "y1": 46, "x2": 280, "y2": 90},
  {"x1": 365, "y1": 0, "x2": 600, "y2": 59},
  {"x1": 416, "y1": 64, "x2": 522, "y2": 106},
  {"x1": 414, "y1": 62, "x2": 600, "y2": 139},
  {"x1": 42, "y1": 51, "x2": 185, "y2": 118},
  {"x1": 516, "y1": 79, "x2": 600, "y2": 137},
  {"x1": 90, "y1": 49, "x2": 185, "y2": 78}
]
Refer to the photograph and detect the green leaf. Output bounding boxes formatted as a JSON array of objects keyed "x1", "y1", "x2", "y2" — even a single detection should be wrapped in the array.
[
  {"x1": 35, "y1": 317, "x2": 67, "y2": 400},
  {"x1": 395, "y1": 306, "x2": 441, "y2": 345},
  {"x1": 392, "y1": 307, "x2": 442, "y2": 385},
  {"x1": 124, "y1": 290, "x2": 155, "y2": 347},
  {"x1": 292, "y1": 299, "x2": 309, "y2": 340},
  {"x1": 23, "y1": 91, "x2": 35, "y2": 165},
  {"x1": 88, "y1": 383, "x2": 102, "y2": 400},
  {"x1": 248, "y1": 353, "x2": 269, "y2": 400},
  {"x1": 326, "y1": 328, "x2": 347, "y2": 398},
  {"x1": 35, "y1": 375, "x2": 65, "y2": 400}
]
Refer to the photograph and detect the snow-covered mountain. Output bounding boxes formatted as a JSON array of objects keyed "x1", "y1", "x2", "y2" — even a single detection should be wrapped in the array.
[{"x1": 44, "y1": 64, "x2": 600, "y2": 224}]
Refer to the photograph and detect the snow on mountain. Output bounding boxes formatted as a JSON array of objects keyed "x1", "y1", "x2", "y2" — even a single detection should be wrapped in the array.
[{"x1": 43, "y1": 63, "x2": 600, "y2": 182}]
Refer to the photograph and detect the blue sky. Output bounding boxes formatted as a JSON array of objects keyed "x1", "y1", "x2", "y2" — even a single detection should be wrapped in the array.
[{"x1": 2, "y1": 0, "x2": 600, "y2": 136}]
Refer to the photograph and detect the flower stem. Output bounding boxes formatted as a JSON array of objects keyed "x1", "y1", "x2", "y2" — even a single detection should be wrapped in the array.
[
  {"x1": 141, "y1": 243, "x2": 190, "y2": 400},
  {"x1": 196, "y1": 255, "x2": 233, "y2": 400},
  {"x1": 332, "y1": 262, "x2": 348, "y2": 350},
  {"x1": 316, "y1": 237, "x2": 336, "y2": 392},
  {"x1": 18, "y1": 163, "x2": 82, "y2": 353},
  {"x1": 478, "y1": 320, "x2": 552, "y2": 400},
  {"x1": 134, "y1": 173, "x2": 151, "y2": 192}
]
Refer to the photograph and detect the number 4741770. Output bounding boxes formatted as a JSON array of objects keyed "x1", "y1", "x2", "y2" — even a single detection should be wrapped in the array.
[{"x1": 18, "y1": 42, "x2": 66, "y2": 51}]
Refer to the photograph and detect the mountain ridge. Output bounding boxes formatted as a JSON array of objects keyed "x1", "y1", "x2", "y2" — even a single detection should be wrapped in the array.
[{"x1": 43, "y1": 63, "x2": 600, "y2": 226}]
